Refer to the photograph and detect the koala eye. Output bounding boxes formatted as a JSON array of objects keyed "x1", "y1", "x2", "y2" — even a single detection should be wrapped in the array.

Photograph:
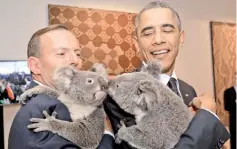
[
  {"x1": 86, "y1": 78, "x2": 93, "y2": 84},
  {"x1": 116, "y1": 84, "x2": 119, "y2": 88}
]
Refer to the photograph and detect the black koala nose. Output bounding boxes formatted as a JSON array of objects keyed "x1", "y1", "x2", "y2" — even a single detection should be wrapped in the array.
[{"x1": 98, "y1": 77, "x2": 108, "y2": 90}]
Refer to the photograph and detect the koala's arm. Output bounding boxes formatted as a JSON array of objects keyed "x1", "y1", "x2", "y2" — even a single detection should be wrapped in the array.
[
  {"x1": 28, "y1": 107, "x2": 105, "y2": 149},
  {"x1": 19, "y1": 86, "x2": 59, "y2": 105},
  {"x1": 116, "y1": 124, "x2": 148, "y2": 149}
]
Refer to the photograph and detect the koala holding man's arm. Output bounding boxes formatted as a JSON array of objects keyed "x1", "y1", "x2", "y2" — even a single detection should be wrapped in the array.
[
  {"x1": 19, "y1": 64, "x2": 111, "y2": 149},
  {"x1": 107, "y1": 62, "x2": 193, "y2": 149}
]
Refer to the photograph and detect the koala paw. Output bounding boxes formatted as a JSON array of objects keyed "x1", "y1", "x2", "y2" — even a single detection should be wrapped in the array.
[
  {"x1": 27, "y1": 110, "x2": 57, "y2": 132},
  {"x1": 115, "y1": 133, "x2": 122, "y2": 144},
  {"x1": 19, "y1": 94, "x2": 33, "y2": 105},
  {"x1": 117, "y1": 120, "x2": 126, "y2": 129},
  {"x1": 120, "y1": 120, "x2": 126, "y2": 128}
]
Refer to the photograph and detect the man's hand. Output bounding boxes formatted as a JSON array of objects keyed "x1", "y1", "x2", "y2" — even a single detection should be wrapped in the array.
[
  {"x1": 189, "y1": 93, "x2": 216, "y2": 114},
  {"x1": 188, "y1": 106, "x2": 197, "y2": 115},
  {"x1": 104, "y1": 115, "x2": 113, "y2": 134}
]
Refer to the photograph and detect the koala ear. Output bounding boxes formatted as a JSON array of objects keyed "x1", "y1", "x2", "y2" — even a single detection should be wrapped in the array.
[
  {"x1": 90, "y1": 63, "x2": 108, "y2": 78},
  {"x1": 137, "y1": 80, "x2": 157, "y2": 111},
  {"x1": 53, "y1": 66, "x2": 77, "y2": 91},
  {"x1": 141, "y1": 61, "x2": 161, "y2": 78}
]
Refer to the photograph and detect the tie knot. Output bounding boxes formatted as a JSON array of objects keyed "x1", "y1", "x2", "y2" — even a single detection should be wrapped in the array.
[
  {"x1": 169, "y1": 77, "x2": 177, "y2": 85},
  {"x1": 168, "y1": 77, "x2": 181, "y2": 97}
]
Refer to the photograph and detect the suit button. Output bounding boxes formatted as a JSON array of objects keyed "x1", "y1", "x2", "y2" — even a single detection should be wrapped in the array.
[
  {"x1": 217, "y1": 142, "x2": 222, "y2": 148},
  {"x1": 219, "y1": 139, "x2": 225, "y2": 144}
]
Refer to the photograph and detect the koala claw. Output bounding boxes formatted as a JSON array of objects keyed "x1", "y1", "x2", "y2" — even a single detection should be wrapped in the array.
[
  {"x1": 42, "y1": 110, "x2": 57, "y2": 119},
  {"x1": 115, "y1": 134, "x2": 122, "y2": 144},
  {"x1": 120, "y1": 120, "x2": 126, "y2": 127}
]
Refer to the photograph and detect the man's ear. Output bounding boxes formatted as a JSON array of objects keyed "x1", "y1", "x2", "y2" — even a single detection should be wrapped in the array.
[
  {"x1": 179, "y1": 30, "x2": 184, "y2": 47},
  {"x1": 136, "y1": 80, "x2": 157, "y2": 111},
  {"x1": 133, "y1": 36, "x2": 144, "y2": 61},
  {"x1": 27, "y1": 57, "x2": 41, "y2": 75}
]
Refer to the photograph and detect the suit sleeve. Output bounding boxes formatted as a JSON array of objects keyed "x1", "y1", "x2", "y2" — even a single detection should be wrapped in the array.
[
  {"x1": 9, "y1": 94, "x2": 114, "y2": 149},
  {"x1": 172, "y1": 109, "x2": 230, "y2": 149},
  {"x1": 25, "y1": 94, "x2": 81, "y2": 149},
  {"x1": 97, "y1": 134, "x2": 115, "y2": 149}
]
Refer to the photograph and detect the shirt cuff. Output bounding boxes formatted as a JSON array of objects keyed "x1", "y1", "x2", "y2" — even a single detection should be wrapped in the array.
[
  {"x1": 104, "y1": 131, "x2": 115, "y2": 139},
  {"x1": 201, "y1": 108, "x2": 220, "y2": 120}
]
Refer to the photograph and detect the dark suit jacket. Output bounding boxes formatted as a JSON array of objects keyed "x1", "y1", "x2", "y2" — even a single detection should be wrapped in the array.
[
  {"x1": 224, "y1": 86, "x2": 236, "y2": 112},
  {"x1": 178, "y1": 79, "x2": 197, "y2": 106},
  {"x1": 104, "y1": 79, "x2": 229, "y2": 149},
  {"x1": 224, "y1": 86, "x2": 236, "y2": 149},
  {"x1": 8, "y1": 81, "x2": 114, "y2": 149}
]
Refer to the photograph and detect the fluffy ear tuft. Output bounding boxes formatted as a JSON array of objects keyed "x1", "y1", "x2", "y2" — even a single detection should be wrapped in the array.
[
  {"x1": 136, "y1": 80, "x2": 157, "y2": 111},
  {"x1": 53, "y1": 66, "x2": 77, "y2": 91},
  {"x1": 90, "y1": 63, "x2": 108, "y2": 79},
  {"x1": 141, "y1": 61, "x2": 161, "y2": 78}
]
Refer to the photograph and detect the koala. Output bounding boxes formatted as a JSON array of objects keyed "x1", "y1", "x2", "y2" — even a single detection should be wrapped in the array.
[
  {"x1": 108, "y1": 61, "x2": 193, "y2": 149},
  {"x1": 19, "y1": 64, "x2": 108, "y2": 149}
]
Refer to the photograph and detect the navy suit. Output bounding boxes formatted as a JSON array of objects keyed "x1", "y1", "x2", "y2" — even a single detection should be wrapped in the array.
[{"x1": 8, "y1": 81, "x2": 114, "y2": 149}]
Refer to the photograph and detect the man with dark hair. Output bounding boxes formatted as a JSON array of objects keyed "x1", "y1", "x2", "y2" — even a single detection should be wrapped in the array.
[
  {"x1": 104, "y1": 1, "x2": 230, "y2": 149},
  {"x1": 8, "y1": 24, "x2": 114, "y2": 149}
]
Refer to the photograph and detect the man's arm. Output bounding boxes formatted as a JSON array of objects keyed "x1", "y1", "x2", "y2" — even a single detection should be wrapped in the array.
[
  {"x1": 9, "y1": 94, "x2": 114, "y2": 149},
  {"x1": 97, "y1": 116, "x2": 115, "y2": 149},
  {"x1": 173, "y1": 109, "x2": 229, "y2": 149},
  {"x1": 97, "y1": 134, "x2": 114, "y2": 149},
  {"x1": 8, "y1": 94, "x2": 80, "y2": 149},
  {"x1": 104, "y1": 94, "x2": 229, "y2": 149}
]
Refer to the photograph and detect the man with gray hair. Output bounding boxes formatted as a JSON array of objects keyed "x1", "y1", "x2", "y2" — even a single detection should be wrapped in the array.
[{"x1": 104, "y1": 1, "x2": 230, "y2": 149}]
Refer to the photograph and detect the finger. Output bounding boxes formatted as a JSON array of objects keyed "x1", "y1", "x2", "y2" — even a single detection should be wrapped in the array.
[
  {"x1": 34, "y1": 127, "x2": 47, "y2": 132},
  {"x1": 42, "y1": 110, "x2": 50, "y2": 118},
  {"x1": 189, "y1": 100, "x2": 193, "y2": 106},
  {"x1": 191, "y1": 111, "x2": 196, "y2": 115},
  {"x1": 30, "y1": 118, "x2": 44, "y2": 123},
  {"x1": 52, "y1": 111, "x2": 57, "y2": 118},
  {"x1": 188, "y1": 106, "x2": 194, "y2": 112},
  {"x1": 27, "y1": 123, "x2": 40, "y2": 129},
  {"x1": 192, "y1": 98, "x2": 201, "y2": 110}
]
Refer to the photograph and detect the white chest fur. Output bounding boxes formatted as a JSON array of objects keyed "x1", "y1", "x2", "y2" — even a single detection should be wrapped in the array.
[{"x1": 58, "y1": 94, "x2": 96, "y2": 121}]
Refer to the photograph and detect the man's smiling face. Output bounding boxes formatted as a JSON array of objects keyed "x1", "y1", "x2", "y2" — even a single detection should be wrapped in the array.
[{"x1": 135, "y1": 8, "x2": 184, "y2": 75}]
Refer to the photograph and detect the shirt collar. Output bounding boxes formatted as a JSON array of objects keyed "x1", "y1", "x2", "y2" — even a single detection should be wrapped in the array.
[
  {"x1": 33, "y1": 80, "x2": 51, "y2": 89},
  {"x1": 160, "y1": 71, "x2": 178, "y2": 86}
]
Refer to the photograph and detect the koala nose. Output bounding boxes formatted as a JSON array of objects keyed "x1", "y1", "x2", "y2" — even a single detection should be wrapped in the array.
[{"x1": 98, "y1": 77, "x2": 108, "y2": 90}]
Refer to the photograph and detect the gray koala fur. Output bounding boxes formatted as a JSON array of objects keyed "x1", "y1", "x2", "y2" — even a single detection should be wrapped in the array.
[
  {"x1": 108, "y1": 61, "x2": 193, "y2": 149},
  {"x1": 19, "y1": 64, "x2": 108, "y2": 149}
]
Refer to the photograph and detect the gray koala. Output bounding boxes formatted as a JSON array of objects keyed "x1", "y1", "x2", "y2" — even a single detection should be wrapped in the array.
[
  {"x1": 108, "y1": 61, "x2": 193, "y2": 149},
  {"x1": 19, "y1": 64, "x2": 108, "y2": 149}
]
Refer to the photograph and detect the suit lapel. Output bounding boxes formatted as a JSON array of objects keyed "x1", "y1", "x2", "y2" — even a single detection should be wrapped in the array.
[
  {"x1": 178, "y1": 80, "x2": 192, "y2": 106},
  {"x1": 27, "y1": 81, "x2": 38, "y2": 90}
]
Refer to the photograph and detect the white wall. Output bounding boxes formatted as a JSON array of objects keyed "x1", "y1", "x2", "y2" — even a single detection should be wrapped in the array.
[{"x1": 0, "y1": 0, "x2": 235, "y2": 148}]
